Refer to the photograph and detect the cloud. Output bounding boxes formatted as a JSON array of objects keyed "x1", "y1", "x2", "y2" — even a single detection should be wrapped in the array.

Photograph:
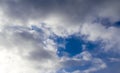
[
  {"x1": 81, "y1": 22, "x2": 120, "y2": 52},
  {"x1": 0, "y1": 24, "x2": 61, "y2": 73},
  {"x1": 94, "y1": 60, "x2": 120, "y2": 73},
  {"x1": 0, "y1": 0, "x2": 120, "y2": 73},
  {"x1": 1, "y1": 0, "x2": 120, "y2": 25},
  {"x1": 60, "y1": 51, "x2": 106, "y2": 73},
  {"x1": 0, "y1": 0, "x2": 120, "y2": 38}
]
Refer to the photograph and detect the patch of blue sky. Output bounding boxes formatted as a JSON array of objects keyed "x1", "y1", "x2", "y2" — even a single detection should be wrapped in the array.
[
  {"x1": 54, "y1": 35, "x2": 84, "y2": 57},
  {"x1": 53, "y1": 34, "x2": 103, "y2": 57},
  {"x1": 114, "y1": 21, "x2": 120, "y2": 27}
]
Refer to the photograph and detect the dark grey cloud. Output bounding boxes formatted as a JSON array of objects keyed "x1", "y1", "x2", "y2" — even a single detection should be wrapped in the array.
[
  {"x1": 0, "y1": 25, "x2": 56, "y2": 62},
  {"x1": 29, "y1": 49, "x2": 53, "y2": 61},
  {"x1": 1, "y1": 0, "x2": 120, "y2": 23}
]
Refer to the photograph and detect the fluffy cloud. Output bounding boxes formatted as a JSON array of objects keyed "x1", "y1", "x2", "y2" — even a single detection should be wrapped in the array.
[
  {"x1": 0, "y1": 24, "x2": 61, "y2": 73},
  {"x1": 81, "y1": 22, "x2": 120, "y2": 52}
]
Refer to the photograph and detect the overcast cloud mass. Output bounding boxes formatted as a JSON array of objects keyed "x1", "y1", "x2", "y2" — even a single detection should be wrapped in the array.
[{"x1": 0, "y1": 0, "x2": 120, "y2": 73}]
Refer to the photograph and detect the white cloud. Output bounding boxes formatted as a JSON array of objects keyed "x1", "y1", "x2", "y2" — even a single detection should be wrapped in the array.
[
  {"x1": 108, "y1": 58, "x2": 120, "y2": 62},
  {"x1": 61, "y1": 51, "x2": 106, "y2": 73},
  {"x1": 81, "y1": 23, "x2": 120, "y2": 52},
  {"x1": 0, "y1": 25, "x2": 61, "y2": 73}
]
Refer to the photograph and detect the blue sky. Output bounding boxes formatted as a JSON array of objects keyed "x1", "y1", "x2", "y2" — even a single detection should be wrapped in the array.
[
  {"x1": 53, "y1": 34, "x2": 106, "y2": 73},
  {"x1": 54, "y1": 35, "x2": 102, "y2": 57},
  {"x1": 0, "y1": 0, "x2": 120, "y2": 73}
]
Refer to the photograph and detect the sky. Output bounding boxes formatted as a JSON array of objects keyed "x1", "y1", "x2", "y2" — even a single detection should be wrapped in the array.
[{"x1": 0, "y1": 0, "x2": 120, "y2": 73}]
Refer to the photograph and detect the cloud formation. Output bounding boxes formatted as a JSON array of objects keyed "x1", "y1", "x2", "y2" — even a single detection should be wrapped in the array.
[
  {"x1": 60, "y1": 51, "x2": 106, "y2": 73},
  {"x1": 0, "y1": 25, "x2": 61, "y2": 73},
  {"x1": 0, "y1": 0, "x2": 120, "y2": 25},
  {"x1": 0, "y1": 0, "x2": 120, "y2": 73}
]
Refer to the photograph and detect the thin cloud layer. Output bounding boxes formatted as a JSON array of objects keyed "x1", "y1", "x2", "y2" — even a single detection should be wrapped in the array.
[{"x1": 60, "y1": 51, "x2": 106, "y2": 73}]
